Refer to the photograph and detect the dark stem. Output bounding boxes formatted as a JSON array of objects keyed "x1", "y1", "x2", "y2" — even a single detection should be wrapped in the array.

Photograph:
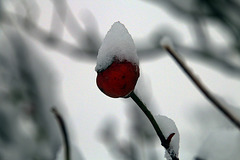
[
  {"x1": 163, "y1": 45, "x2": 240, "y2": 130},
  {"x1": 130, "y1": 92, "x2": 179, "y2": 160},
  {"x1": 52, "y1": 107, "x2": 71, "y2": 160}
]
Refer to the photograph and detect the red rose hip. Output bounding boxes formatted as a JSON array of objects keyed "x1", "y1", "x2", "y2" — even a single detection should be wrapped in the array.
[
  {"x1": 95, "y1": 22, "x2": 139, "y2": 98},
  {"x1": 97, "y1": 60, "x2": 139, "y2": 98}
]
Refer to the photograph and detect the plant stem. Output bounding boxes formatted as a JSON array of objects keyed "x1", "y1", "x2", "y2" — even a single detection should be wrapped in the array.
[
  {"x1": 52, "y1": 107, "x2": 71, "y2": 160},
  {"x1": 130, "y1": 92, "x2": 179, "y2": 160},
  {"x1": 163, "y1": 45, "x2": 240, "y2": 130}
]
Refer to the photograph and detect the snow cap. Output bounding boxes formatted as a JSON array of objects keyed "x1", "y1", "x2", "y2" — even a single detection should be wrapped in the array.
[
  {"x1": 95, "y1": 21, "x2": 139, "y2": 72},
  {"x1": 155, "y1": 115, "x2": 180, "y2": 159},
  {"x1": 160, "y1": 36, "x2": 174, "y2": 49}
]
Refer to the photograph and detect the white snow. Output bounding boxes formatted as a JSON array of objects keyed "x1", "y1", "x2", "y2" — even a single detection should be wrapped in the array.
[
  {"x1": 95, "y1": 21, "x2": 139, "y2": 72},
  {"x1": 155, "y1": 115, "x2": 180, "y2": 159},
  {"x1": 196, "y1": 129, "x2": 240, "y2": 160},
  {"x1": 160, "y1": 36, "x2": 174, "y2": 49}
]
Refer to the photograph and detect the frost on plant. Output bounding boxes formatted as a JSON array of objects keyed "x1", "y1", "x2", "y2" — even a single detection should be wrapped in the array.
[
  {"x1": 95, "y1": 21, "x2": 139, "y2": 72},
  {"x1": 155, "y1": 115, "x2": 180, "y2": 159}
]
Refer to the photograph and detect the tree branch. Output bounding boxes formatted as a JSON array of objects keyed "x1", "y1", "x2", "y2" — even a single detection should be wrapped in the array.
[
  {"x1": 130, "y1": 92, "x2": 179, "y2": 160},
  {"x1": 162, "y1": 45, "x2": 240, "y2": 130},
  {"x1": 51, "y1": 107, "x2": 71, "y2": 160}
]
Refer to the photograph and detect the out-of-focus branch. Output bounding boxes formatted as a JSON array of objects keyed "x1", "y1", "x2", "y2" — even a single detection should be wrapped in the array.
[
  {"x1": 20, "y1": 0, "x2": 40, "y2": 21},
  {"x1": 51, "y1": 0, "x2": 84, "y2": 43},
  {"x1": 52, "y1": 107, "x2": 70, "y2": 160},
  {"x1": 2, "y1": 10, "x2": 240, "y2": 76},
  {"x1": 163, "y1": 45, "x2": 240, "y2": 130},
  {"x1": 192, "y1": 1, "x2": 210, "y2": 52},
  {"x1": 176, "y1": 45, "x2": 240, "y2": 76},
  {"x1": 51, "y1": 0, "x2": 101, "y2": 50},
  {"x1": 50, "y1": 2, "x2": 65, "y2": 38},
  {"x1": 144, "y1": 0, "x2": 240, "y2": 74},
  {"x1": 1, "y1": 11, "x2": 97, "y2": 60},
  {"x1": 1, "y1": 0, "x2": 240, "y2": 76},
  {"x1": 205, "y1": 0, "x2": 240, "y2": 44},
  {"x1": 146, "y1": 0, "x2": 209, "y2": 18}
]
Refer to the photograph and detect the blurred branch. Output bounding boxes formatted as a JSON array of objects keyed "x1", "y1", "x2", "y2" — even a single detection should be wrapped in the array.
[
  {"x1": 20, "y1": 0, "x2": 40, "y2": 21},
  {"x1": 144, "y1": 0, "x2": 240, "y2": 76},
  {"x1": 146, "y1": 0, "x2": 207, "y2": 18},
  {"x1": 176, "y1": 45, "x2": 240, "y2": 76},
  {"x1": 99, "y1": 120, "x2": 140, "y2": 160},
  {"x1": 138, "y1": 44, "x2": 240, "y2": 76},
  {"x1": 50, "y1": 2, "x2": 65, "y2": 38},
  {"x1": 1, "y1": 11, "x2": 97, "y2": 60},
  {"x1": 192, "y1": 0, "x2": 210, "y2": 52},
  {"x1": 130, "y1": 92, "x2": 179, "y2": 160},
  {"x1": 162, "y1": 45, "x2": 240, "y2": 130},
  {"x1": 52, "y1": 107, "x2": 70, "y2": 160},
  {"x1": 205, "y1": 0, "x2": 240, "y2": 44},
  {"x1": 1, "y1": 0, "x2": 240, "y2": 76},
  {"x1": 51, "y1": 0, "x2": 84, "y2": 43}
]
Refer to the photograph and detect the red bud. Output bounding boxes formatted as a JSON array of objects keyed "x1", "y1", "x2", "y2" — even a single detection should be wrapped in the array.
[{"x1": 97, "y1": 59, "x2": 139, "y2": 98}]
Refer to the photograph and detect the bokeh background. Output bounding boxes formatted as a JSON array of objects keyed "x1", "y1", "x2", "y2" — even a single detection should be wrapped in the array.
[{"x1": 0, "y1": 0, "x2": 240, "y2": 160}]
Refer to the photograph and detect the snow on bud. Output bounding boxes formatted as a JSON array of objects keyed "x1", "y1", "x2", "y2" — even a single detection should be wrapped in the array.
[
  {"x1": 96, "y1": 22, "x2": 139, "y2": 98},
  {"x1": 160, "y1": 36, "x2": 174, "y2": 49}
]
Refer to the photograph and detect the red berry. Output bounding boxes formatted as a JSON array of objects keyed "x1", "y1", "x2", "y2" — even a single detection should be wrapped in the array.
[{"x1": 96, "y1": 59, "x2": 139, "y2": 98}]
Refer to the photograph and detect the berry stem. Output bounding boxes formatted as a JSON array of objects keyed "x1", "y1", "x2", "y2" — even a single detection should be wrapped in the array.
[
  {"x1": 130, "y1": 92, "x2": 179, "y2": 160},
  {"x1": 162, "y1": 45, "x2": 240, "y2": 130},
  {"x1": 52, "y1": 107, "x2": 71, "y2": 160}
]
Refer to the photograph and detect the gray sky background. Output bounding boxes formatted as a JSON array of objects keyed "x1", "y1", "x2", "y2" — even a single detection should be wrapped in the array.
[{"x1": 32, "y1": 0, "x2": 240, "y2": 159}]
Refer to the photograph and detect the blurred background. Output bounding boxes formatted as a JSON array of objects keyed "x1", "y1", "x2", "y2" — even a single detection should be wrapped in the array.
[{"x1": 0, "y1": 0, "x2": 240, "y2": 160}]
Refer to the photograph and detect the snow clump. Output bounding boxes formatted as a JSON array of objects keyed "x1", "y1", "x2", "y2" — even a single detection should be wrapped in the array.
[
  {"x1": 155, "y1": 115, "x2": 180, "y2": 159},
  {"x1": 95, "y1": 21, "x2": 139, "y2": 72}
]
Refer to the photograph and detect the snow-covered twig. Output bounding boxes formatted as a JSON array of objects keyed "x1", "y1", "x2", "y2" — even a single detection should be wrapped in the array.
[
  {"x1": 130, "y1": 92, "x2": 179, "y2": 160},
  {"x1": 52, "y1": 107, "x2": 71, "y2": 160},
  {"x1": 162, "y1": 45, "x2": 240, "y2": 130}
]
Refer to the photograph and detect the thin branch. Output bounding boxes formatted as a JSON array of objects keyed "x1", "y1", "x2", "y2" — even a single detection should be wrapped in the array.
[
  {"x1": 138, "y1": 44, "x2": 240, "y2": 76},
  {"x1": 130, "y1": 92, "x2": 179, "y2": 160},
  {"x1": 51, "y1": 107, "x2": 70, "y2": 160},
  {"x1": 162, "y1": 45, "x2": 240, "y2": 130},
  {"x1": 176, "y1": 45, "x2": 240, "y2": 76}
]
